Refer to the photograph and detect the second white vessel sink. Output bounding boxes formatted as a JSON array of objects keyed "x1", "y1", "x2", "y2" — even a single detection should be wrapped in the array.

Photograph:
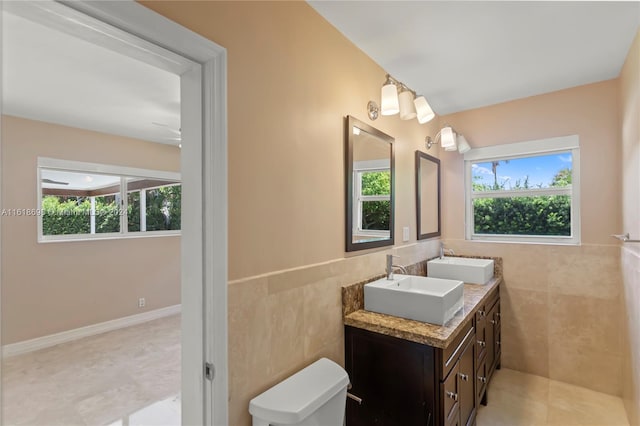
[
  {"x1": 364, "y1": 274, "x2": 464, "y2": 326},
  {"x1": 428, "y1": 257, "x2": 494, "y2": 285}
]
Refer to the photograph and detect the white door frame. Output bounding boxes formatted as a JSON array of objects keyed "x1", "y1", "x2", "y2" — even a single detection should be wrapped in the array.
[{"x1": 0, "y1": 1, "x2": 228, "y2": 425}]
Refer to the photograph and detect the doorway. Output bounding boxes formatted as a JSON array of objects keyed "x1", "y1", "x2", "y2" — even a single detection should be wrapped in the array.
[{"x1": 0, "y1": 1, "x2": 228, "y2": 424}]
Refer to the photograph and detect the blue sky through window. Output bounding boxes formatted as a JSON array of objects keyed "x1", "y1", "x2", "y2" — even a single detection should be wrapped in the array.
[{"x1": 472, "y1": 152, "x2": 572, "y2": 190}]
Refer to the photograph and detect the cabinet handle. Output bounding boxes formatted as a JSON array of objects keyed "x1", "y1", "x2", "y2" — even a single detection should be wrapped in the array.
[
  {"x1": 496, "y1": 340, "x2": 501, "y2": 346},
  {"x1": 446, "y1": 391, "x2": 458, "y2": 401},
  {"x1": 478, "y1": 310, "x2": 486, "y2": 317},
  {"x1": 496, "y1": 312, "x2": 501, "y2": 319},
  {"x1": 347, "y1": 392, "x2": 362, "y2": 405},
  {"x1": 478, "y1": 376, "x2": 487, "y2": 384},
  {"x1": 477, "y1": 340, "x2": 486, "y2": 347},
  {"x1": 459, "y1": 373, "x2": 469, "y2": 381},
  {"x1": 490, "y1": 319, "x2": 496, "y2": 325}
]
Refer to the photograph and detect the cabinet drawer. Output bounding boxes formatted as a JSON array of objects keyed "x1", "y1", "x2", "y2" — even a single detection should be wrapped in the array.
[
  {"x1": 441, "y1": 321, "x2": 474, "y2": 380},
  {"x1": 443, "y1": 364, "x2": 459, "y2": 425}
]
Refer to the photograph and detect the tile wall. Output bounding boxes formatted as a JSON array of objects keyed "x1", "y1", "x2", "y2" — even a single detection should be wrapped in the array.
[{"x1": 444, "y1": 240, "x2": 623, "y2": 396}]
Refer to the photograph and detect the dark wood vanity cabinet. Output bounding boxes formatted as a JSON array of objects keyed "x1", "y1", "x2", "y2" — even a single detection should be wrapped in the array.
[{"x1": 345, "y1": 287, "x2": 500, "y2": 426}]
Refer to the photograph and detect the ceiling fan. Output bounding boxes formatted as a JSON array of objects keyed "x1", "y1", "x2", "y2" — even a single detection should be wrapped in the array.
[
  {"x1": 41, "y1": 178, "x2": 69, "y2": 185},
  {"x1": 152, "y1": 122, "x2": 181, "y2": 142}
]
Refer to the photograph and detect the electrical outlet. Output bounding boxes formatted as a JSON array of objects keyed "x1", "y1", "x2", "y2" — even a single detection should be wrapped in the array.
[
  {"x1": 403, "y1": 226, "x2": 410, "y2": 242},
  {"x1": 138, "y1": 297, "x2": 146, "y2": 308}
]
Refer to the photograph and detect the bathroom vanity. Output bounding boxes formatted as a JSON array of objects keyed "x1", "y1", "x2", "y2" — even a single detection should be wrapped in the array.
[{"x1": 342, "y1": 260, "x2": 502, "y2": 426}]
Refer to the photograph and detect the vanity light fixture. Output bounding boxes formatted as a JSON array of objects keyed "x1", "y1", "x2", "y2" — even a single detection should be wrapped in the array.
[
  {"x1": 371, "y1": 74, "x2": 436, "y2": 124},
  {"x1": 457, "y1": 134, "x2": 471, "y2": 154},
  {"x1": 398, "y1": 86, "x2": 417, "y2": 120},
  {"x1": 381, "y1": 75, "x2": 400, "y2": 115},
  {"x1": 426, "y1": 125, "x2": 472, "y2": 154},
  {"x1": 414, "y1": 95, "x2": 435, "y2": 124}
]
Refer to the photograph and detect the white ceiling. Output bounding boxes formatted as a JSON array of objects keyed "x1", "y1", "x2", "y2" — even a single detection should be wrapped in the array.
[
  {"x1": 2, "y1": 11, "x2": 181, "y2": 145},
  {"x1": 41, "y1": 169, "x2": 121, "y2": 191},
  {"x1": 309, "y1": 1, "x2": 640, "y2": 115},
  {"x1": 3, "y1": 2, "x2": 638, "y2": 141}
]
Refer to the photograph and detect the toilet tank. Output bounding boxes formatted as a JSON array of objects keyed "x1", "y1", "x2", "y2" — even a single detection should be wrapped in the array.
[{"x1": 249, "y1": 358, "x2": 349, "y2": 426}]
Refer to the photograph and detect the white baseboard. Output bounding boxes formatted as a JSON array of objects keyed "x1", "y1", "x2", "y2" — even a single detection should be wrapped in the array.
[{"x1": 2, "y1": 304, "x2": 181, "y2": 358}]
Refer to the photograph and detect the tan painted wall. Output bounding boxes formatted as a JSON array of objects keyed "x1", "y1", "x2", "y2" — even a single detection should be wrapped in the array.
[
  {"x1": 440, "y1": 80, "x2": 625, "y2": 396},
  {"x1": 1, "y1": 115, "x2": 181, "y2": 344},
  {"x1": 142, "y1": 0, "x2": 440, "y2": 280},
  {"x1": 139, "y1": 2, "x2": 442, "y2": 424},
  {"x1": 620, "y1": 30, "x2": 640, "y2": 426}
]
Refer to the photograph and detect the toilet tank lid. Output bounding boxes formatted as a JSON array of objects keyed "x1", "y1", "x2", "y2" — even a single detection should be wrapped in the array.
[{"x1": 249, "y1": 357, "x2": 349, "y2": 424}]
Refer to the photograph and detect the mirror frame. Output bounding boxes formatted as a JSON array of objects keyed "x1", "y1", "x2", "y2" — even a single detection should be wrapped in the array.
[
  {"x1": 415, "y1": 150, "x2": 441, "y2": 240},
  {"x1": 345, "y1": 115, "x2": 395, "y2": 252}
]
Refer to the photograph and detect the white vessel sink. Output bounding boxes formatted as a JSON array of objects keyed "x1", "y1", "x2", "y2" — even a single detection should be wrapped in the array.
[
  {"x1": 428, "y1": 257, "x2": 494, "y2": 285},
  {"x1": 364, "y1": 275, "x2": 464, "y2": 326}
]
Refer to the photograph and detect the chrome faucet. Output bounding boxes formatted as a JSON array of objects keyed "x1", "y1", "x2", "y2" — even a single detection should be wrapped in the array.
[
  {"x1": 386, "y1": 254, "x2": 408, "y2": 280},
  {"x1": 440, "y1": 242, "x2": 455, "y2": 259}
]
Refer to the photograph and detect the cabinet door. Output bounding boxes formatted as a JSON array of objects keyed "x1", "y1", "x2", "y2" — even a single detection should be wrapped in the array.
[
  {"x1": 475, "y1": 309, "x2": 487, "y2": 362},
  {"x1": 458, "y1": 339, "x2": 476, "y2": 426},
  {"x1": 485, "y1": 303, "x2": 496, "y2": 374},
  {"x1": 495, "y1": 325, "x2": 501, "y2": 362},
  {"x1": 345, "y1": 327, "x2": 435, "y2": 426},
  {"x1": 494, "y1": 301, "x2": 501, "y2": 363},
  {"x1": 446, "y1": 409, "x2": 461, "y2": 426}
]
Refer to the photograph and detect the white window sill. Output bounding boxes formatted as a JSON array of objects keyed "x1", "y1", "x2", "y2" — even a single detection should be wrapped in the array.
[{"x1": 38, "y1": 231, "x2": 181, "y2": 244}]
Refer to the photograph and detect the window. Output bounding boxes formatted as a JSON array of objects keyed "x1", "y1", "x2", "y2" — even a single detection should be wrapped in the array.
[
  {"x1": 464, "y1": 135, "x2": 580, "y2": 244},
  {"x1": 38, "y1": 158, "x2": 181, "y2": 242},
  {"x1": 353, "y1": 160, "x2": 391, "y2": 242}
]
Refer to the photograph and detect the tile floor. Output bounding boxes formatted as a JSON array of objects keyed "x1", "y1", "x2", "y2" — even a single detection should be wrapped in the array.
[
  {"x1": 1, "y1": 315, "x2": 180, "y2": 426},
  {"x1": 477, "y1": 368, "x2": 630, "y2": 426},
  {"x1": 1, "y1": 316, "x2": 631, "y2": 426}
]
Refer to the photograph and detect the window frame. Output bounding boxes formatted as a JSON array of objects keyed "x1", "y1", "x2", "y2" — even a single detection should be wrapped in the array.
[
  {"x1": 352, "y1": 159, "x2": 391, "y2": 240},
  {"x1": 37, "y1": 157, "x2": 181, "y2": 243},
  {"x1": 464, "y1": 135, "x2": 581, "y2": 245}
]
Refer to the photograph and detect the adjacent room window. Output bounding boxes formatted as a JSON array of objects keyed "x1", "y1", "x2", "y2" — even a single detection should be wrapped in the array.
[
  {"x1": 353, "y1": 160, "x2": 391, "y2": 241},
  {"x1": 464, "y1": 135, "x2": 580, "y2": 244},
  {"x1": 38, "y1": 158, "x2": 181, "y2": 242}
]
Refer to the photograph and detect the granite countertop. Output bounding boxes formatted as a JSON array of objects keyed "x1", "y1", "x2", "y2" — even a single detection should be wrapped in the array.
[{"x1": 342, "y1": 256, "x2": 503, "y2": 349}]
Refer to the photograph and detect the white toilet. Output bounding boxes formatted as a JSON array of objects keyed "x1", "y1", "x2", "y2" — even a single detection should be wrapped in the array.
[{"x1": 249, "y1": 357, "x2": 349, "y2": 426}]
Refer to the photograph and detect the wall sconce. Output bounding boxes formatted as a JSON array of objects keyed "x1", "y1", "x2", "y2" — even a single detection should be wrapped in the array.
[
  {"x1": 426, "y1": 125, "x2": 471, "y2": 154},
  {"x1": 368, "y1": 74, "x2": 436, "y2": 124}
]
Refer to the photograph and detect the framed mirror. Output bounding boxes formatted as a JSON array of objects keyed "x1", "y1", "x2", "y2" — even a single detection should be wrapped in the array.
[
  {"x1": 345, "y1": 116, "x2": 394, "y2": 252},
  {"x1": 416, "y1": 150, "x2": 441, "y2": 239}
]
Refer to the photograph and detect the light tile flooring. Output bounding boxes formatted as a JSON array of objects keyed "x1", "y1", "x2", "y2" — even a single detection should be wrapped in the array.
[
  {"x1": 2, "y1": 316, "x2": 631, "y2": 426},
  {"x1": 2, "y1": 315, "x2": 181, "y2": 426},
  {"x1": 477, "y1": 368, "x2": 630, "y2": 426}
]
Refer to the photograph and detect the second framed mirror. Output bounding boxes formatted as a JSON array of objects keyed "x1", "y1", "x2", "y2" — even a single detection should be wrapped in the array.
[{"x1": 416, "y1": 150, "x2": 441, "y2": 239}]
